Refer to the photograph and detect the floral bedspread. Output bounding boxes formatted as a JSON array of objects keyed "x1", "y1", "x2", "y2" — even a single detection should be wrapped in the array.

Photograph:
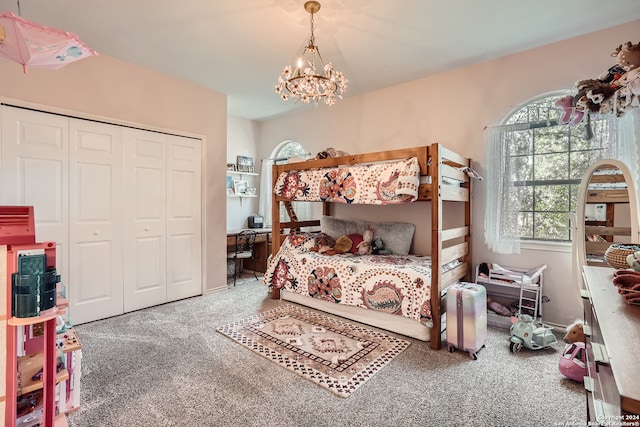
[
  {"x1": 274, "y1": 157, "x2": 420, "y2": 204},
  {"x1": 263, "y1": 233, "x2": 433, "y2": 327}
]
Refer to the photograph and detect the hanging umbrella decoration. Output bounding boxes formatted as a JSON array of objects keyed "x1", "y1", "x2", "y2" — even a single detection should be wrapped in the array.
[{"x1": 0, "y1": 11, "x2": 97, "y2": 73}]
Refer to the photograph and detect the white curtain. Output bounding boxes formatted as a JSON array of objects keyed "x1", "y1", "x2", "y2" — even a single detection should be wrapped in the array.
[
  {"x1": 258, "y1": 158, "x2": 273, "y2": 227},
  {"x1": 484, "y1": 113, "x2": 639, "y2": 254},
  {"x1": 484, "y1": 124, "x2": 529, "y2": 254}
]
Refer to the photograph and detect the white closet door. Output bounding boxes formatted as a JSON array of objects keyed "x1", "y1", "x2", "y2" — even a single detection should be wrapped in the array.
[
  {"x1": 0, "y1": 107, "x2": 69, "y2": 280},
  {"x1": 68, "y1": 119, "x2": 124, "y2": 324},
  {"x1": 123, "y1": 128, "x2": 167, "y2": 312},
  {"x1": 166, "y1": 135, "x2": 202, "y2": 301}
]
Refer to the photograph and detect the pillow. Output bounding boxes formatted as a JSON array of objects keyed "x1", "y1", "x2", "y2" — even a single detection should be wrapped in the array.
[{"x1": 320, "y1": 217, "x2": 415, "y2": 255}]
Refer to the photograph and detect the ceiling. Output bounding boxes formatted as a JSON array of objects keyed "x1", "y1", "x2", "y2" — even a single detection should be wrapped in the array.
[{"x1": 2, "y1": 0, "x2": 640, "y2": 121}]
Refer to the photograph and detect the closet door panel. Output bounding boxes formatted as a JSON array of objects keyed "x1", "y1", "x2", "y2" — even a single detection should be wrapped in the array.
[
  {"x1": 123, "y1": 129, "x2": 167, "y2": 312},
  {"x1": 68, "y1": 119, "x2": 124, "y2": 324},
  {"x1": 0, "y1": 106, "x2": 69, "y2": 280},
  {"x1": 166, "y1": 135, "x2": 202, "y2": 301}
]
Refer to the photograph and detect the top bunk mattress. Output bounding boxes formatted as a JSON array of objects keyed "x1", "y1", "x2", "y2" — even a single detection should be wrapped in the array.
[{"x1": 274, "y1": 157, "x2": 420, "y2": 204}]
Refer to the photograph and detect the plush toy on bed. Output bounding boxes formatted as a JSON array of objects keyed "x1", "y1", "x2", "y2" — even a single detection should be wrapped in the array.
[
  {"x1": 371, "y1": 237, "x2": 391, "y2": 255},
  {"x1": 317, "y1": 235, "x2": 353, "y2": 255},
  {"x1": 356, "y1": 229, "x2": 373, "y2": 255}
]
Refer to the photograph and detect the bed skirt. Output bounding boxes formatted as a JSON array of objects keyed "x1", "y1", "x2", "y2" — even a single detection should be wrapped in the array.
[{"x1": 282, "y1": 290, "x2": 431, "y2": 342}]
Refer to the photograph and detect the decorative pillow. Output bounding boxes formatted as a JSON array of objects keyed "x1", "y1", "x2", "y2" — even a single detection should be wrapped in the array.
[{"x1": 320, "y1": 217, "x2": 415, "y2": 255}]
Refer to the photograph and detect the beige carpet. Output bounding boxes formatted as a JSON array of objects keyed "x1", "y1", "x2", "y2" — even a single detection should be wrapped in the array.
[{"x1": 217, "y1": 304, "x2": 410, "y2": 398}]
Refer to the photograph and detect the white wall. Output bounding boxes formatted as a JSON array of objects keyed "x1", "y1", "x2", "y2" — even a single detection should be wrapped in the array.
[
  {"x1": 255, "y1": 20, "x2": 640, "y2": 327},
  {"x1": 0, "y1": 53, "x2": 228, "y2": 293},
  {"x1": 226, "y1": 115, "x2": 260, "y2": 230}
]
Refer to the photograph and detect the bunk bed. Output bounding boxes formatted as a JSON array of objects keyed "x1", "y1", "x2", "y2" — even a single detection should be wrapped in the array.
[
  {"x1": 263, "y1": 144, "x2": 474, "y2": 350},
  {"x1": 583, "y1": 166, "x2": 632, "y2": 265}
]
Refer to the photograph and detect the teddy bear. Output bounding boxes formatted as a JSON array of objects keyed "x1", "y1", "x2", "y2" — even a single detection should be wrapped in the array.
[
  {"x1": 317, "y1": 235, "x2": 353, "y2": 255},
  {"x1": 356, "y1": 229, "x2": 373, "y2": 255}
]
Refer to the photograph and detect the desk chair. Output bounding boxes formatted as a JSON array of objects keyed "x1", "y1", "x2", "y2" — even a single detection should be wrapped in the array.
[{"x1": 227, "y1": 230, "x2": 258, "y2": 286}]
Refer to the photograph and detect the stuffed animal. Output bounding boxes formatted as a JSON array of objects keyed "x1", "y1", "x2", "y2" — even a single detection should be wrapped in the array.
[
  {"x1": 614, "y1": 42, "x2": 640, "y2": 97},
  {"x1": 563, "y1": 320, "x2": 586, "y2": 343},
  {"x1": 318, "y1": 235, "x2": 353, "y2": 255},
  {"x1": 356, "y1": 229, "x2": 373, "y2": 255},
  {"x1": 487, "y1": 297, "x2": 512, "y2": 317},
  {"x1": 371, "y1": 237, "x2": 391, "y2": 255},
  {"x1": 559, "y1": 320, "x2": 587, "y2": 382},
  {"x1": 315, "y1": 147, "x2": 350, "y2": 160},
  {"x1": 555, "y1": 95, "x2": 584, "y2": 126}
]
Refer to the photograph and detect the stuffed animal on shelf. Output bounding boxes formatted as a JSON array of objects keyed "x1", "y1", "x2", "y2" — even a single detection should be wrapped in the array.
[
  {"x1": 555, "y1": 95, "x2": 584, "y2": 126},
  {"x1": 356, "y1": 229, "x2": 373, "y2": 255},
  {"x1": 614, "y1": 42, "x2": 640, "y2": 97}
]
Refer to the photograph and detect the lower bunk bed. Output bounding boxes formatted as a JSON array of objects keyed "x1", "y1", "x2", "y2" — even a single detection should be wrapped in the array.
[{"x1": 264, "y1": 144, "x2": 476, "y2": 350}]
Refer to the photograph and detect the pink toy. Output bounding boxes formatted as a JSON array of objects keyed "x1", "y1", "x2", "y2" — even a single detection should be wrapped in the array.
[
  {"x1": 559, "y1": 342, "x2": 587, "y2": 382},
  {"x1": 555, "y1": 95, "x2": 584, "y2": 126}
]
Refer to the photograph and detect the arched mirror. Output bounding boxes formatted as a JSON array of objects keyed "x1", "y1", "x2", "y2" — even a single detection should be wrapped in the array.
[{"x1": 575, "y1": 159, "x2": 640, "y2": 275}]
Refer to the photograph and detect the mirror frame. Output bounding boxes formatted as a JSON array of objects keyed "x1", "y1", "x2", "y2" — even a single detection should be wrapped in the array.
[{"x1": 575, "y1": 159, "x2": 640, "y2": 270}]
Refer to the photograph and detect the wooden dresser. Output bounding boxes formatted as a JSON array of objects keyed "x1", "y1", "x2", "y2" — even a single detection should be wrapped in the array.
[{"x1": 582, "y1": 266, "x2": 640, "y2": 423}]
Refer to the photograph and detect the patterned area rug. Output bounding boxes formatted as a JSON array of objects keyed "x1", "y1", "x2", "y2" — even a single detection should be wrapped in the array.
[{"x1": 216, "y1": 304, "x2": 410, "y2": 398}]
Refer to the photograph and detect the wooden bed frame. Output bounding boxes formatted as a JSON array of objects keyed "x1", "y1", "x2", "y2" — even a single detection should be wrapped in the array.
[
  {"x1": 269, "y1": 144, "x2": 473, "y2": 350},
  {"x1": 584, "y1": 167, "x2": 631, "y2": 265}
]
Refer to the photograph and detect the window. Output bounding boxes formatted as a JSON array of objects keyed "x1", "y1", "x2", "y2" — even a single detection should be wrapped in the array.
[
  {"x1": 485, "y1": 91, "x2": 637, "y2": 253},
  {"x1": 258, "y1": 141, "x2": 311, "y2": 227},
  {"x1": 273, "y1": 141, "x2": 307, "y2": 165}
]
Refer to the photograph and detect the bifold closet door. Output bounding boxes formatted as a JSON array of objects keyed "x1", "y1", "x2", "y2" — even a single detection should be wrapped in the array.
[
  {"x1": 68, "y1": 119, "x2": 124, "y2": 324},
  {"x1": 122, "y1": 131, "x2": 203, "y2": 311},
  {"x1": 2, "y1": 106, "x2": 203, "y2": 323},
  {"x1": 123, "y1": 129, "x2": 168, "y2": 312},
  {"x1": 0, "y1": 107, "x2": 70, "y2": 282},
  {"x1": 166, "y1": 135, "x2": 202, "y2": 302}
]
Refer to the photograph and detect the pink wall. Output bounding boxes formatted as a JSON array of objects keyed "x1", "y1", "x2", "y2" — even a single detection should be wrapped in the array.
[
  {"x1": 256, "y1": 20, "x2": 640, "y2": 326},
  {"x1": 0, "y1": 53, "x2": 228, "y2": 293}
]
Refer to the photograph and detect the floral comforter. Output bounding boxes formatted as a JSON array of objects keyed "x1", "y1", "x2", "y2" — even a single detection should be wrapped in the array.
[
  {"x1": 263, "y1": 233, "x2": 433, "y2": 327},
  {"x1": 273, "y1": 157, "x2": 420, "y2": 204}
]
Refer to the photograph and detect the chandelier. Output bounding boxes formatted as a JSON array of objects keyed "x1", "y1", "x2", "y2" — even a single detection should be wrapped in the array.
[{"x1": 275, "y1": 1, "x2": 348, "y2": 106}]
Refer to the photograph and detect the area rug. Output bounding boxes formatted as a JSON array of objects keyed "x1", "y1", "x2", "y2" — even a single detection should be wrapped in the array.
[{"x1": 216, "y1": 304, "x2": 410, "y2": 398}]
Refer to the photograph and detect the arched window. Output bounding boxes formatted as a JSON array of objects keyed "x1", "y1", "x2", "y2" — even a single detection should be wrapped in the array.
[
  {"x1": 273, "y1": 140, "x2": 308, "y2": 164},
  {"x1": 485, "y1": 91, "x2": 638, "y2": 253},
  {"x1": 258, "y1": 141, "x2": 311, "y2": 227}
]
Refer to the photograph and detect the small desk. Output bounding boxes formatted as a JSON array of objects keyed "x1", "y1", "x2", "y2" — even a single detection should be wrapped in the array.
[{"x1": 226, "y1": 228, "x2": 272, "y2": 273}]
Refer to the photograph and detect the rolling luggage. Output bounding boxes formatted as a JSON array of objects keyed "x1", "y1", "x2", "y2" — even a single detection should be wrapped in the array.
[{"x1": 446, "y1": 282, "x2": 487, "y2": 359}]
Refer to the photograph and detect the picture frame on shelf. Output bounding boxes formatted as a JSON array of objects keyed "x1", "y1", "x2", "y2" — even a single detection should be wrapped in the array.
[
  {"x1": 236, "y1": 155, "x2": 254, "y2": 173},
  {"x1": 226, "y1": 176, "x2": 234, "y2": 195},
  {"x1": 233, "y1": 180, "x2": 248, "y2": 195},
  {"x1": 226, "y1": 163, "x2": 236, "y2": 171}
]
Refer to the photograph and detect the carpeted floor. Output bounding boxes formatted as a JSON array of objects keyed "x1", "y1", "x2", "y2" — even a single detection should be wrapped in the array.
[{"x1": 67, "y1": 275, "x2": 585, "y2": 427}]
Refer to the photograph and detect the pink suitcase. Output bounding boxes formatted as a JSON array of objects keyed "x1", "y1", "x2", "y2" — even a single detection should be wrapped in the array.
[{"x1": 446, "y1": 282, "x2": 487, "y2": 359}]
